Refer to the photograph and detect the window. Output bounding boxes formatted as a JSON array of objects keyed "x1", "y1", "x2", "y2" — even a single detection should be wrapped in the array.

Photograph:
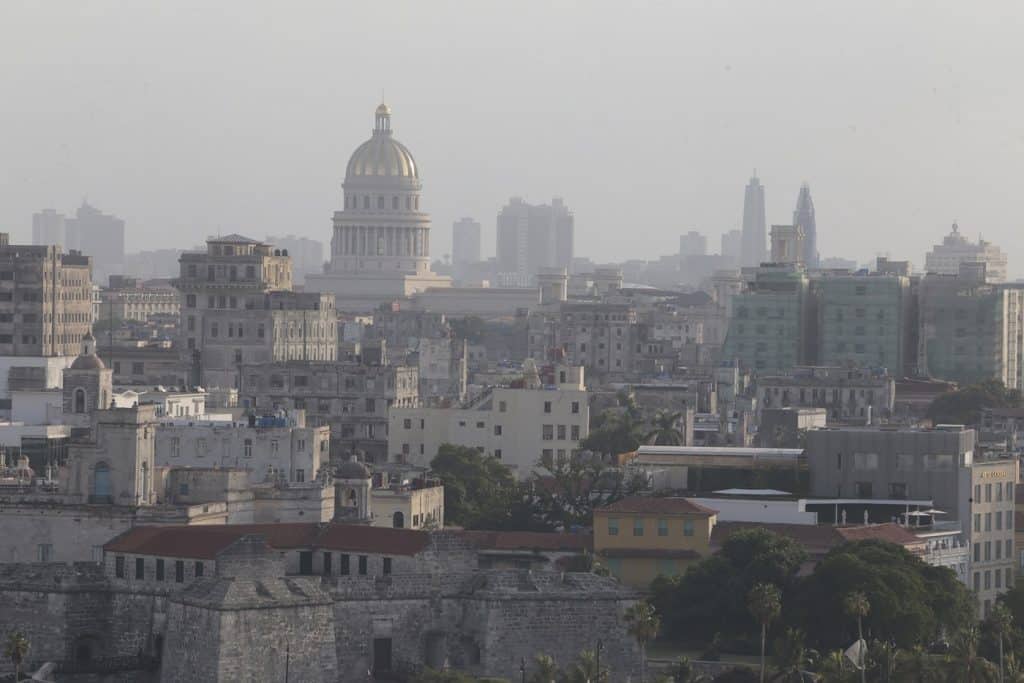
[
  {"x1": 683, "y1": 519, "x2": 695, "y2": 536},
  {"x1": 383, "y1": 557, "x2": 392, "y2": 575},
  {"x1": 571, "y1": 425, "x2": 580, "y2": 440},
  {"x1": 633, "y1": 518, "x2": 644, "y2": 536},
  {"x1": 175, "y1": 560, "x2": 184, "y2": 583},
  {"x1": 494, "y1": 425, "x2": 502, "y2": 436},
  {"x1": 853, "y1": 453, "x2": 878, "y2": 470},
  {"x1": 358, "y1": 555, "x2": 368, "y2": 575},
  {"x1": 365, "y1": 398, "x2": 375, "y2": 413},
  {"x1": 855, "y1": 482, "x2": 873, "y2": 498},
  {"x1": 115, "y1": 556, "x2": 125, "y2": 578},
  {"x1": 243, "y1": 439, "x2": 253, "y2": 458},
  {"x1": 986, "y1": 513, "x2": 992, "y2": 532},
  {"x1": 186, "y1": 294, "x2": 196, "y2": 308},
  {"x1": 195, "y1": 561, "x2": 204, "y2": 578},
  {"x1": 985, "y1": 571, "x2": 992, "y2": 590},
  {"x1": 975, "y1": 514, "x2": 981, "y2": 532},
  {"x1": 571, "y1": 401, "x2": 580, "y2": 414},
  {"x1": 542, "y1": 424, "x2": 553, "y2": 440},
  {"x1": 544, "y1": 401, "x2": 552, "y2": 414},
  {"x1": 499, "y1": 401, "x2": 507, "y2": 412},
  {"x1": 323, "y1": 552, "x2": 333, "y2": 576},
  {"x1": 1009, "y1": 511, "x2": 1015, "y2": 530},
  {"x1": 975, "y1": 543, "x2": 981, "y2": 562},
  {"x1": 557, "y1": 425, "x2": 566, "y2": 440},
  {"x1": 997, "y1": 513, "x2": 1004, "y2": 531},
  {"x1": 340, "y1": 554, "x2": 350, "y2": 576},
  {"x1": 135, "y1": 557, "x2": 144, "y2": 579},
  {"x1": 985, "y1": 541, "x2": 992, "y2": 561},
  {"x1": 658, "y1": 519, "x2": 668, "y2": 537},
  {"x1": 975, "y1": 484, "x2": 981, "y2": 501},
  {"x1": 986, "y1": 484, "x2": 993, "y2": 502},
  {"x1": 608, "y1": 518, "x2": 619, "y2": 536},
  {"x1": 974, "y1": 572, "x2": 981, "y2": 592},
  {"x1": 888, "y1": 483, "x2": 908, "y2": 499},
  {"x1": 156, "y1": 559, "x2": 165, "y2": 581}
]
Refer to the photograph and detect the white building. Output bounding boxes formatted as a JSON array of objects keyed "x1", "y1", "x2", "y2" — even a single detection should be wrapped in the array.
[
  {"x1": 388, "y1": 363, "x2": 589, "y2": 477},
  {"x1": 924, "y1": 222, "x2": 1008, "y2": 283},
  {"x1": 154, "y1": 411, "x2": 329, "y2": 486}
]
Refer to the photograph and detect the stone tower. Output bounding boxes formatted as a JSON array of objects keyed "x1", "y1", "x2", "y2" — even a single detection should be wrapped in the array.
[
  {"x1": 63, "y1": 332, "x2": 113, "y2": 429},
  {"x1": 333, "y1": 455, "x2": 372, "y2": 523},
  {"x1": 69, "y1": 404, "x2": 158, "y2": 506}
]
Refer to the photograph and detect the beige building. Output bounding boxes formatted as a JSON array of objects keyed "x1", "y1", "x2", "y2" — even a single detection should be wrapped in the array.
[
  {"x1": 389, "y1": 363, "x2": 588, "y2": 477},
  {"x1": 969, "y1": 459, "x2": 1018, "y2": 615},
  {"x1": 175, "y1": 235, "x2": 337, "y2": 389},
  {"x1": 0, "y1": 234, "x2": 93, "y2": 357},
  {"x1": 100, "y1": 279, "x2": 180, "y2": 322},
  {"x1": 307, "y1": 103, "x2": 450, "y2": 311},
  {"x1": 371, "y1": 480, "x2": 444, "y2": 530},
  {"x1": 154, "y1": 412, "x2": 329, "y2": 486},
  {"x1": 924, "y1": 222, "x2": 1007, "y2": 283}
]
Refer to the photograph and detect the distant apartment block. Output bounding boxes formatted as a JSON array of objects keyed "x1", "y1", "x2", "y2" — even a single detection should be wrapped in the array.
[{"x1": 495, "y1": 197, "x2": 573, "y2": 287}]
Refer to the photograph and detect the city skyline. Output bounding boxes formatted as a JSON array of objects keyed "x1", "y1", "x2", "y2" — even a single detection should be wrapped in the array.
[{"x1": 4, "y1": 2, "x2": 1024, "y2": 276}]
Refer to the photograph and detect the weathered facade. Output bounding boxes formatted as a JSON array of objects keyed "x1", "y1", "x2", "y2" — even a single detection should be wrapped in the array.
[{"x1": 0, "y1": 525, "x2": 642, "y2": 682}]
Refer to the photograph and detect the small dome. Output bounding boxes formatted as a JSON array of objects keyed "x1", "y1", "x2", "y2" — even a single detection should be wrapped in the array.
[
  {"x1": 71, "y1": 354, "x2": 105, "y2": 371},
  {"x1": 375, "y1": 102, "x2": 392, "y2": 116},
  {"x1": 337, "y1": 460, "x2": 371, "y2": 480}
]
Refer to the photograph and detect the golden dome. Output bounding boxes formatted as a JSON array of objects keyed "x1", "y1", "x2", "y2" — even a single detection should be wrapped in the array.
[{"x1": 345, "y1": 104, "x2": 418, "y2": 180}]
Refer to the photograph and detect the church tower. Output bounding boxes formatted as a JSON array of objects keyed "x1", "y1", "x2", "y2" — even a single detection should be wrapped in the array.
[{"x1": 63, "y1": 332, "x2": 113, "y2": 429}]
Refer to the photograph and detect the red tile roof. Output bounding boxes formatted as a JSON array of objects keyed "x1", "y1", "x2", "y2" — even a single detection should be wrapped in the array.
[
  {"x1": 835, "y1": 523, "x2": 925, "y2": 547},
  {"x1": 104, "y1": 523, "x2": 430, "y2": 560},
  {"x1": 597, "y1": 496, "x2": 718, "y2": 517}
]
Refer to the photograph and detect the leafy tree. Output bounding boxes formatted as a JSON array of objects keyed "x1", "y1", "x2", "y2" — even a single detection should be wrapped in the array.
[
  {"x1": 748, "y1": 583, "x2": 782, "y2": 683},
  {"x1": 894, "y1": 645, "x2": 941, "y2": 683},
  {"x1": 711, "y1": 667, "x2": 758, "y2": 683},
  {"x1": 925, "y1": 380, "x2": 1021, "y2": 425},
  {"x1": 845, "y1": 590, "x2": 870, "y2": 683},
  {"x1": 530, "y1": 452, "x2": 644, "y2": 529},
  {"x1": 5, "y1": 632, "x2": 29, "y2": 683},
  {"x1": 793, "y1": 541, "x2": 973, "y2": 650},
  {"x1": 625, "y1": 602, "x2": 661, "y2": 683},
  {"x1": 989, "y1": 603, "x2": 1013, "y2": 683},
  {"x1": 581, "y1": 403, "x2": 644, "y2": 456},
  {"x1": 651, "y1": 529, "x2": 806, "y2": 643},
  {"x1": 643, "y1": 410, "x2": 685, "y2": 446},
  {"x1": 664, "y1": 656, "x2": 711, "y2": 683},
  {"x1": 429, "y1": 444, "x2": 515, "y2": 528}
]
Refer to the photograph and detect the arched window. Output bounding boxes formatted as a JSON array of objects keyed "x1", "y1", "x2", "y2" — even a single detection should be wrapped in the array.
[
  {"x1": 392, "y1": 511, "x2": 405, "y2": 529},
  {"x1": 74, "y1": 388, "x2": 86, "y2": 414}
]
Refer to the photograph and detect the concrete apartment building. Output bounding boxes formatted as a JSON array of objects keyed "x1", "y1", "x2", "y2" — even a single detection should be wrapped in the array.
[
  {"x1": 806, "y1": 426, "x2": 1017, "y2": 614},
  {"x1": 175, "y1": 235, "x2": 337, "y2": 388},
  {"x1": 99, "y1": 276, "x2": 180, "y2": 322},
  {"x1": 814, "y1": 270, "x2": 914, "y2": 375},
  {"x1": 388, "y1": 363, "x2": 588, "y2": 477},
  {"x1": 63, "y1": 202, "x2": 126, "y2": 285},
  {"x1": 756, "y1": 367, "x2": 896, "y2": 423},
  {"x1": 239, "y1": 358, "x2": 418, "y2": 462},
  {"x1": 925, "y1": 222, "x2": 1007, "y2": 283},
  {"x1": 452, "y1": 217, "x2": 482, "y2": 282},
  {"x1": 918, "y1": 263, "x2": 1024, "y2": 390},
  {"x1": 154, "y1": 412, "x2": 329, "y2": 486},
  {"x1": 722, "y1": 264, "x2": 811, "y2": 373},
  {"x1": 0, "y1": 234, "x2": 93, "y2": 357},
  {"x1": 495, "y1": 196, "x2": 574, "y2": 287}
]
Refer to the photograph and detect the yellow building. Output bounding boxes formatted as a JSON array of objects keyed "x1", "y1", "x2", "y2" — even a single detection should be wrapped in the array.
[{"x1": 593, "y1": 496, "x2": 718, "y2": 590}]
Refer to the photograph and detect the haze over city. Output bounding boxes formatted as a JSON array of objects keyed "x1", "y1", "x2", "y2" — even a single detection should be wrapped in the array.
[{"x1": 3, "y1": 1, "x2": 1024, "y2": 274}]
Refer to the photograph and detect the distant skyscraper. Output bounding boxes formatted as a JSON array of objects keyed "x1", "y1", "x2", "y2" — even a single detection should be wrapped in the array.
[
  {"x1": 678, "y1": 231, "x2": 707, "y2": 258},
  {"x1": 64, "y1": 202, "x2": 126, "y2": 284},
  {"x1": 741, "y1": 174, "x2": 767, "y2": 267},
  {"x1": 496, "y1": 197, "x2": 574, "y2": 287},
  {"x1": 793, "y1": 183, "x2": 818, "y2": 267},
  {"x1": 721, "y1": 229, "x2": 742, "y2": 267},
  {"x1": 32, "y1": 209, "x2": 66, "y2": 247},
  {"x1": 452, "y1": 218, "x2": 481, "y2": 265},
  {"x1": 924, "y1": 222, "x2": 1007, "y2": 283}
]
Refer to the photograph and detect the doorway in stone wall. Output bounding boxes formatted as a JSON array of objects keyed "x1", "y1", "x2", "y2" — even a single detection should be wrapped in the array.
[{"x1": 373, "y1": 638, "x2": 392, "y2": 674}]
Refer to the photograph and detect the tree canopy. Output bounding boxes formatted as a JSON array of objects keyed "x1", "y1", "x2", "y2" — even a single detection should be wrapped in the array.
[
  {"x1": 429, "y1": 444, "x2": 520, "y2": 529},
  {"x1": 925, "y1": 379, "x2": 1021, "y2": 425}
]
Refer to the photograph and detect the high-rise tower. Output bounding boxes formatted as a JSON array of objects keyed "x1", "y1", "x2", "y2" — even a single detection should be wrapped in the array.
[
  {"x1": 741, "y1": 174, "x2": 767, "y2": 267},
  {"x1": 793, "y1": 183, "x2": 818, "y2": 268}
]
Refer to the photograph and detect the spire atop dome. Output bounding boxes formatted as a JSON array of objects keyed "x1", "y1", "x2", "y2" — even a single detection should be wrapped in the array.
[{"x1": 374, "y1": 103, "x2": 392, "y2": 134}]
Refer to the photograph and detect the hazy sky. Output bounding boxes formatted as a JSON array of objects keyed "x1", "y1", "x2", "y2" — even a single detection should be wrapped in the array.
[{"x1": 3, "y1": 1, "x2": 1024, "y2": 275}]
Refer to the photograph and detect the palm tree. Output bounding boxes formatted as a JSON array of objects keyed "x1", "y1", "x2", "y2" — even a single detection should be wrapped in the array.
[
  {"x1": 844, "y1": 592, "x2": 870, "y2": 683},
  {"x1": 772, "y1": 627, "x2": 810, "y2": 682},
  {"x1": 5, "y1": 632, "x2": 29, "y2": 683},
  {"x1": 944, "y1": 626, "x2": 998, "y2": 683},
  {"x1": 748, "y1": 583, "x2": 782, "y2": 683},
  {"x1": 643, "y1": 410, "x2": 685, "y2": 446},
  {"x1": 991, "y1": 603, "x2": 1013, "y2": 683},
  {"x1": 665, "y1": 656, "x2": 711, "y2": 683},
  {"x1": 528, "y1": 653, "x2": 560, "y2": 683},
  {"x1": 625, "y1": 601, "x2": 661, "y2": 683},
  {"x1": 565, "y1": 649, "x2": 607, "y2": 683}
]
